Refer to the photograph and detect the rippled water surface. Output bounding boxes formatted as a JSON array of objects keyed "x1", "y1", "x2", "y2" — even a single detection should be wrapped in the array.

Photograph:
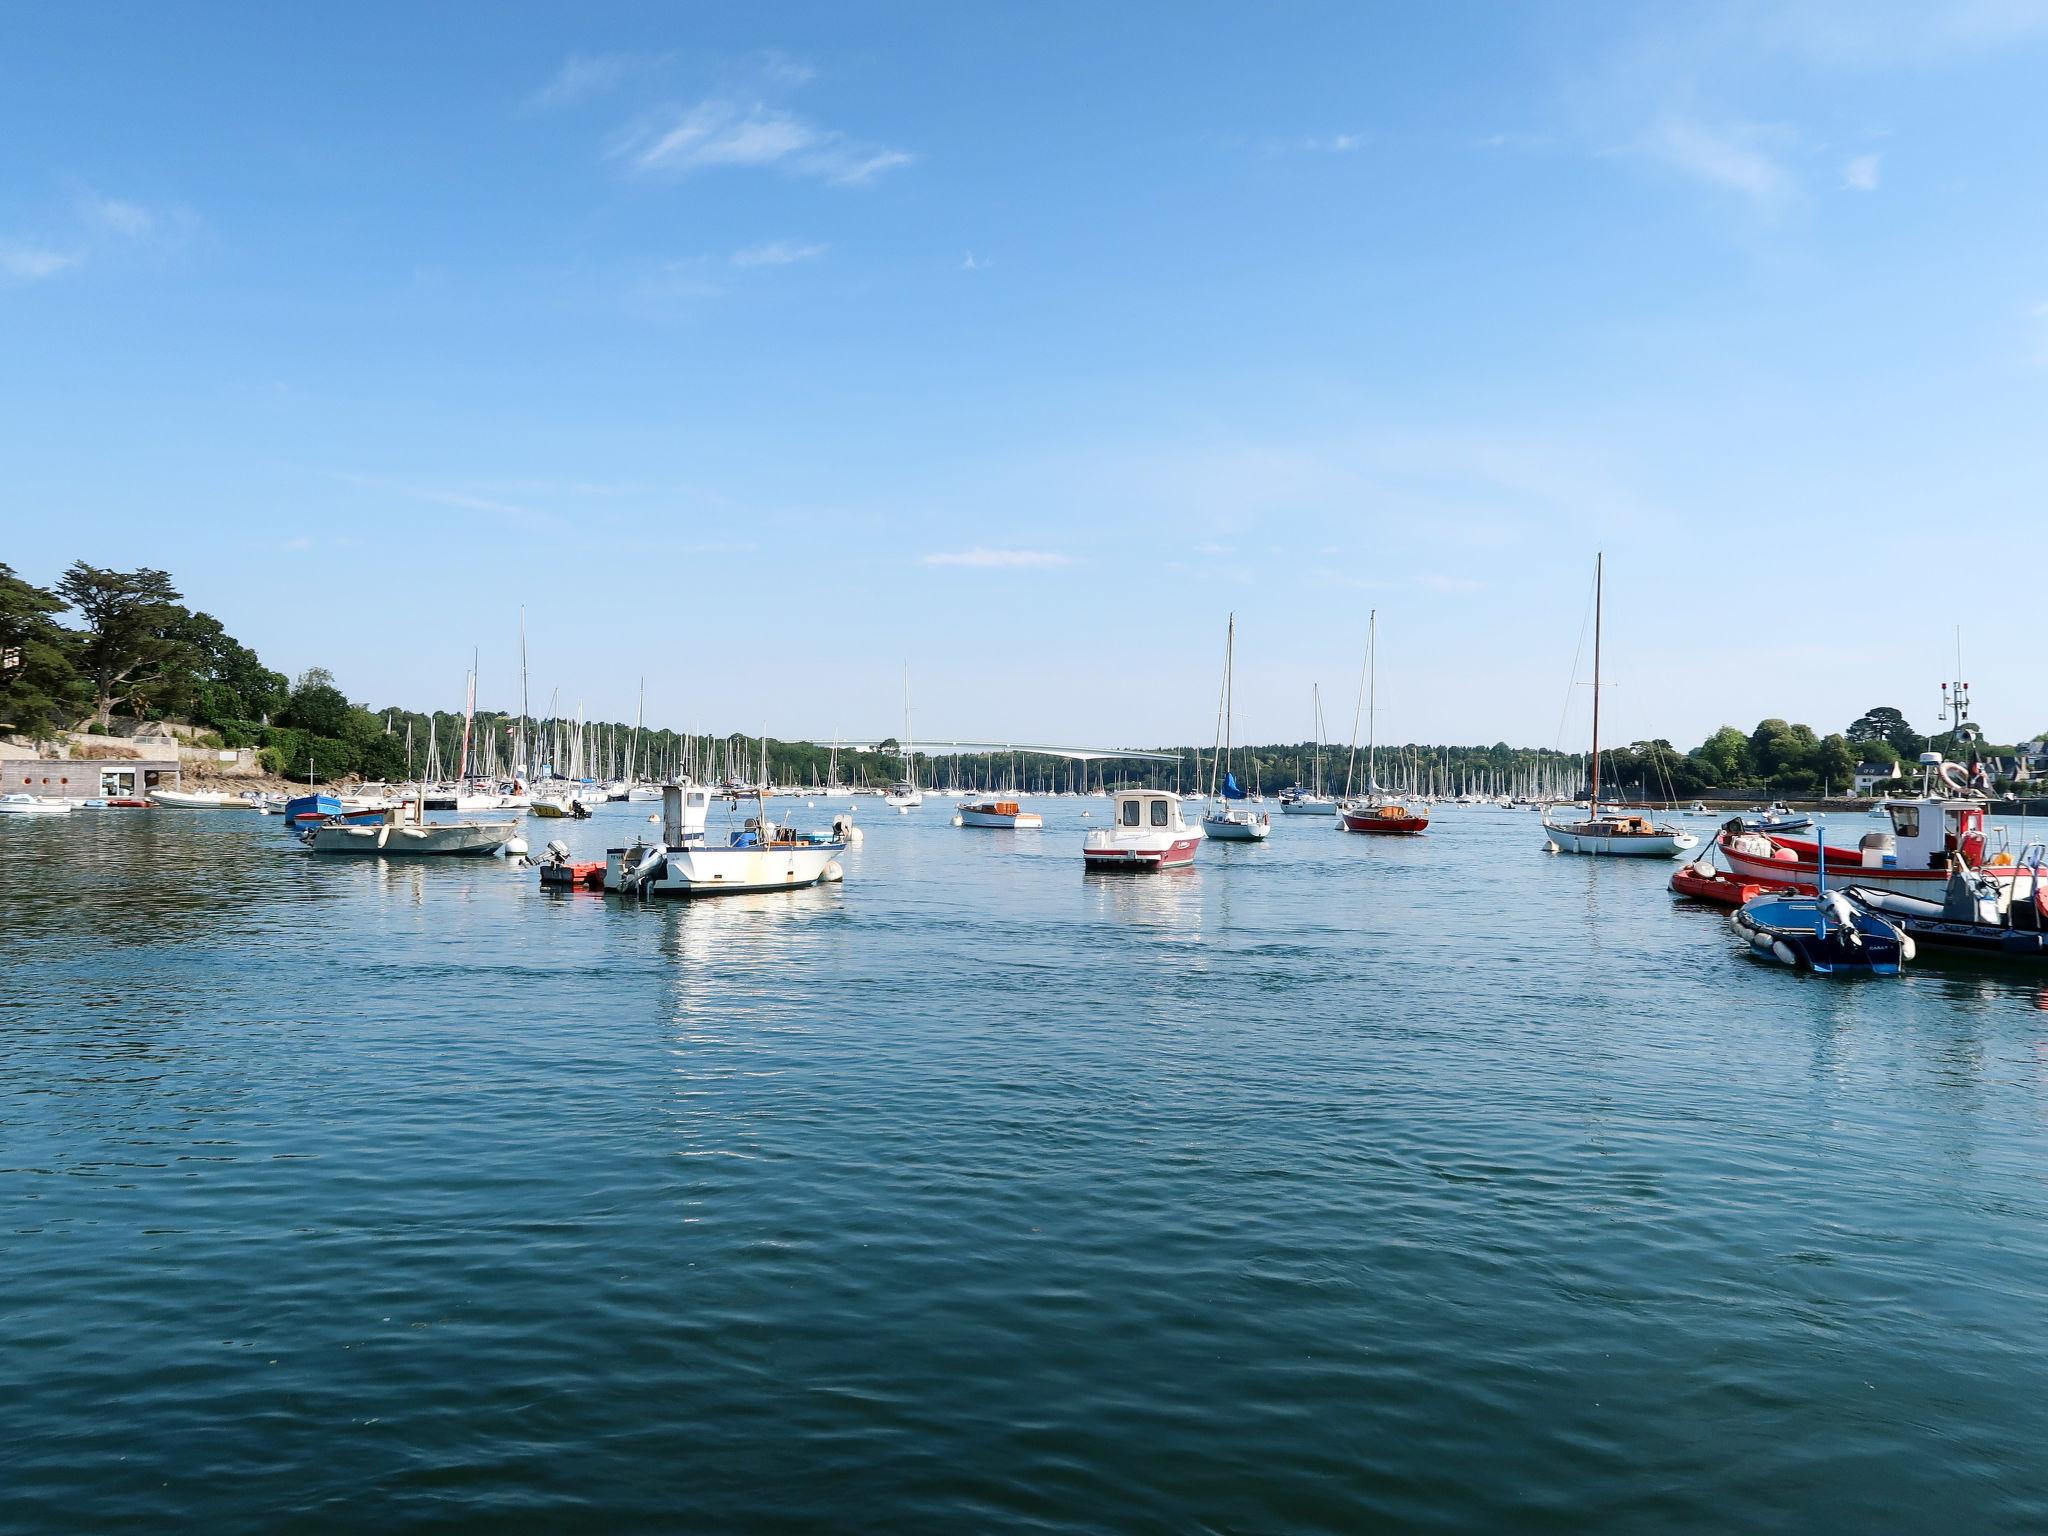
[{"x1": 6, "y1": 800, "x2": 2048, "y2": 1533}]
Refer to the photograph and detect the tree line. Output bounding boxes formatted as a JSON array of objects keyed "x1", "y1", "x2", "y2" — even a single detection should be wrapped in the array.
[{"x1": 3, "y1": 560, "x2": 2031, "y2": 792}]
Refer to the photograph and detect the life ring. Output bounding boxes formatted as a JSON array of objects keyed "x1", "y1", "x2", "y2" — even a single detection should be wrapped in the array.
[{"x1": 1939, "y1": 761, "x2": 1971, "y2": 792}]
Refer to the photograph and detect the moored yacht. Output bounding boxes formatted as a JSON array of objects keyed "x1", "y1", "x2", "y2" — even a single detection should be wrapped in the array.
[
  {"x1": 1082, "y1": 788, "x2": 1201, "y2": 871},
  {"x1": 1543, "y1": 554, "x2": 1696, "y2": 860}
]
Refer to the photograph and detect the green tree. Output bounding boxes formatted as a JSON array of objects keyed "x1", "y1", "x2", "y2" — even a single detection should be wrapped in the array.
[
  {"x1": 0, "y1": 562, "x2": 88, "y2": 737},
  {"x1": 55, "y1": 563, "x2": 188, "y2": 726},
  {"x1": 278, "y1": 667, "x2": 352, "y2": 738},
  {"x1": 165, "y1": 609, "x2": 288, "y2": 731},
  {"x1": 1814, "y1": 732, "x2": 1857, "y2": 794},
  {"x1": 1846, "y1": 706, "x2": 1922, "y2": 760},
  {"x1": 1689, "y1": 725, "x2": 1751, "y2": 786}
]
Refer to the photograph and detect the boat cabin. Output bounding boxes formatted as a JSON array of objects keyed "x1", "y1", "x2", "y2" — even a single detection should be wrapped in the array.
[
  {"x1": 1871, "y1": 797, "x2": 1987, "y2": 870},
  {"x1": 1113, "y1": 789, "x2": 1185, "y2": 832},
  {"x1": 661, "y1": 783, "x2": 714, "y2": 845}
]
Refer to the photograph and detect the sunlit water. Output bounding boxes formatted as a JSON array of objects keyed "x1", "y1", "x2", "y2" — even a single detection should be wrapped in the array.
[{"x1": 5, "y1": 798, "x2": 2048, "y2": 1532}]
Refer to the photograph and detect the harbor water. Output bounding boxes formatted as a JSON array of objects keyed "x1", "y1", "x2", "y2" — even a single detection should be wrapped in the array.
[{"x1": 5, "y1": 801, "x2": 2048, "y2": 1532}]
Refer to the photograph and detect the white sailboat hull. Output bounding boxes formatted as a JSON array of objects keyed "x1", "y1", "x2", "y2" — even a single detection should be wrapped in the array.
[
  {"x1": 1544, "y1": 822, "x2": 1697, "y2": 858},
  {"x1": 1279, "y1": 798, "x2": 1336, "y2": 815}
]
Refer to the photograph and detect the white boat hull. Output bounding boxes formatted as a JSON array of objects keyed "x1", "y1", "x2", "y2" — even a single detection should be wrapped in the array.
[
  {"x1": 305, "y1": 819, "x2": 516, "y2": 856},
  {"x1": 1545, "y1": 822, "x2": 1697, "y2": 858},
  {"x1": 0, "y1": 796, "x2": 73, "y2": 816},
  {"x1": 1202, "y1": 812, "x2": 1271, "y2": 841},
  {"x1": 150, "y1": 790, "x2": 254, "y2": 810},
  {"x1": 605, "y1": 841, "x2": 845, "y2": 896},
  {"x1": 959, "y1": 807, "x2": 1043, "y2": 828},
  {"x1": 1279, "y1": 798, "x2": 1335, "y2": 816}
]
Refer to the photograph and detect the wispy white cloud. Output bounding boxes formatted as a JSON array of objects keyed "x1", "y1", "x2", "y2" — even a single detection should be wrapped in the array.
[
  {"x1": 526, "y1": 52, "x2": 663, "y2": 111},
  {"x1": 79, "y1": 193, "x2": 152, "y2": 237},
  {"x1": 0, "y1": 186, "x2": 182, "y2": 283},
  {"x1": 0, "y1": 241, "x2": 77, "y2": 281},
  {"x1": 731, "y1": 239, "x2": 828, "y2": 268},
  {"x1": 616, "y1": 97, "x2": 912, "y2": 185},
  {"x1": 961, "y1": 250, "x2": 989, "y2": 271},
  {"x1": 920, "y1": 548, "x2": 1073, "y2": 569},
  {"x1": 1841, "y1": 152, "x2": 1882, "y2": 191},
  {"x1": 1642, "y1": 117, "x2": 1796, "y2": 201}
]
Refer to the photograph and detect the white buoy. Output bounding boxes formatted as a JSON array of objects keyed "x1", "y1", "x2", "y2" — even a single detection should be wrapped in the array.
[
  {"x1": 504, "y1": 837, "x2": 528, "y2": 857},
  {"x1": 822, "y1": 859, "x2": 844, "y2": 882}
]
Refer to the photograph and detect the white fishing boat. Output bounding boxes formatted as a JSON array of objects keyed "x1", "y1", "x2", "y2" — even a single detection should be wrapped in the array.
[
  {"x1": 1201, "y1": 613, "x2": 1271, "y2": 843},
  {"x1": 1542, "y1": 554, "x2": 1698, "y2": 860},
  {"x1": 1083, "y1": 788, "x2": 1201, "y2": 871},
  {"x1": 0, "y1": 793, "x2": 74, "y2": 816},
  {"x1": 606, "y1": 784, "x2": 845, "y2": 897},
  {"x1": 150, "y1": 788, "x2": 258, "y2": 810}
]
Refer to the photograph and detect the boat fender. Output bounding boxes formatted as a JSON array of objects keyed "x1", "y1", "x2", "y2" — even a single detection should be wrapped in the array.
[
  {"x1": 1898, "y1": 934, "x2": 1916, "y2": 961},
  {"x1": 1771, "y1": 939, "x2": 1799, "y2": 968},
  {"x1": 822, "y1": 859, "x2": 845, "y2": 883},
  {"x1": 952, "y1": 815, "x2": 964, "y2": 827}
]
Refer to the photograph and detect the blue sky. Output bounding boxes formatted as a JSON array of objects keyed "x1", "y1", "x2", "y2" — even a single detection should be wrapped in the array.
[{"x1": 4, "y1": 2, "x2": 2047, "y2": 750}]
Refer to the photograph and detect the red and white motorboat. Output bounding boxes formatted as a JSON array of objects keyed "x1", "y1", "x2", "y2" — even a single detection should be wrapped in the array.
[
  {"x1": 1718, "y1": 790, "x2": 2029, "y2": 899},
  {"x1": 958, "y1": 799, "x2": 1043, "y2": 829},
  {"x1": 1082, "y1": 789, "x2": 1201, "y2": 871}
]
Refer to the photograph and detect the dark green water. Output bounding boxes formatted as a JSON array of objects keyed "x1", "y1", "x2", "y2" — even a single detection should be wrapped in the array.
[{"x1": 4, "y1": 801, "x2": 2047, "y2": 1533}]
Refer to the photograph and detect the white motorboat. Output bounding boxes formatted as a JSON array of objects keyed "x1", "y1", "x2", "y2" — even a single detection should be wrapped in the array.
[
  {"x1": 1201, "y1": 614, "x2": 1271, "y2": 842},
  {"x1": 0, "y1": 793, "x2": 74, "y2": 816},
  {"x1": 1083, "y1": 789, "x2": 1201, "y2": 871},
  {"x1": 957, "y1": 799, "x2": 1043, "y2": 829},
  {"x1": 606, "y1": 784, "x2": 845, "y2": 897},
  {"x1": 150, "y1": 788, "x2": 258, "y2": 810},
  {"x1": 302, "y1": 802, "x2": 516, "y2": 856},
  {"x1": 883, "y1": 783, "x2": 924, "y2": 811}
]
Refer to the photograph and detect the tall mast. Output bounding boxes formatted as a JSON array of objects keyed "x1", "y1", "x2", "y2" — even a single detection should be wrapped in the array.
[
  {"x1": 457, "y1": 652, "x2": 477, "y2": 782},
  {"x1": 1367, "y1": 609, "x2": 1378, "y2": 795},
  {"x1": 517, "y1": 608, "x2": 530, "y2": 781},
  {"x1": 1590, "y1": 552, "x2": 1603, "y2": 809}
]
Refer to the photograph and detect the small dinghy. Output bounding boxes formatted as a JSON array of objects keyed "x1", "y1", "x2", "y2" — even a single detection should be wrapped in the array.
[
  {"x1": 1729, "y1": 828, "x2": 1910, "y2": 975},
  {"x1": 1670, "y1": 858, "x2": 1774, "y2": 907},
  {"x1": 1844, "y1": 849, "x2": 2048, "y2": 963}
]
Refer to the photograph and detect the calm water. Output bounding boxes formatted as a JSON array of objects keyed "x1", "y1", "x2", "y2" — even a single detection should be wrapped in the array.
[{"x1": 5, "y1": 799, "x2": 2048, "y2": 1533}]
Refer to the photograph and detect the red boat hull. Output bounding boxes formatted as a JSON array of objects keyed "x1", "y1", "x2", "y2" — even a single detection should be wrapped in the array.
[
  {"x1": 1082, "y1": 836, "x2": 1201, "y2": 871},
  {"x1": 1339, "y1": 812, "x2": 1430, "y2": 834},
  {"x1": 1669, "y1": 864, "x2": 1775, "y2": 907}
]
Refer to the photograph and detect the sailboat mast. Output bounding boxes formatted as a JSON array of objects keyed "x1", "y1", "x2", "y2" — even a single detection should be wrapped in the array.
[
  {"x1": 1367, "y1": 609, "x2": 1378, "y2": 795},
  {"x1": 1590, "y1": 552, "x2": 1603, "y2": 809}
]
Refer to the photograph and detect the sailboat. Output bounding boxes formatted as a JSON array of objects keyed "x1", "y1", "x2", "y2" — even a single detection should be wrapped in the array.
[
  {"x1": 884, "y1": 663, "x2": 924, "y2": 810},
  {"x1": 1202, "y1": 613, "x2": 1272, "y2": 842},
  {"x1": 1542, "y1": 554, "x2": 1698, "y2": 858},
  {"x1": 1338, "y1": 610, "x2": 1429, "y2": 834},
  {"x1": 1278, "y1": 684, "x2": 1337, "y2": 814}
]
